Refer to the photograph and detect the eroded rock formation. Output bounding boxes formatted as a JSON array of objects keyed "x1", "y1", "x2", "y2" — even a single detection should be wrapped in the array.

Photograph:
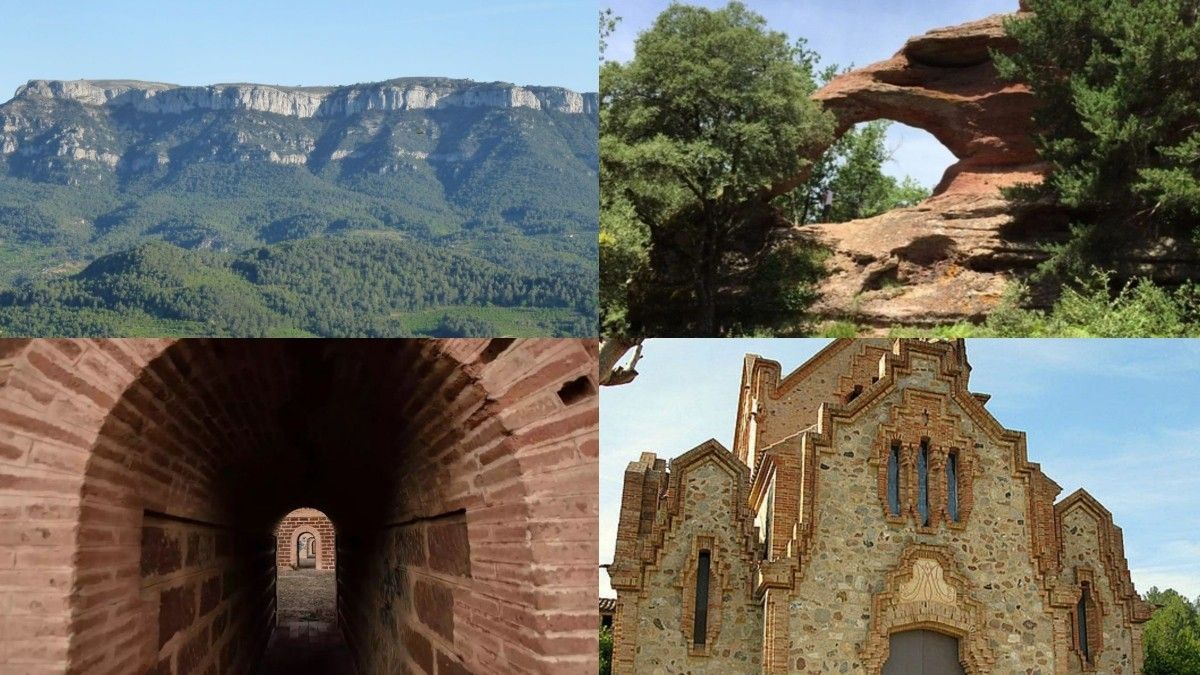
[
  {"x1": 796, "y1": 6, "x2": 1052, "y2": 327},
  {"x1": 813, "y1": 13, "x2": 1044, "y2": 197}
]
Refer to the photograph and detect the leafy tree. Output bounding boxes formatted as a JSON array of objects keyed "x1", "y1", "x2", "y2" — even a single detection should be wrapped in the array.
[
  {"x1": 777, "y1": 120, "x2": 931, "y2": 225},
  {"x1": 600, "y1": 9, "x2": 620, "y2": 60},
  {"x1": 599, "y1": 625, "x2": 613, "y2": 675},
  {"x1": 601, "y1": 1, "x2": 835, "y2": 335},
  {"x1": 995, "y1": 0, "x2": 1200, "y2": 278},
  {"x1": 1143, "y1": 587, "x2": 1200, "y2": 674}
]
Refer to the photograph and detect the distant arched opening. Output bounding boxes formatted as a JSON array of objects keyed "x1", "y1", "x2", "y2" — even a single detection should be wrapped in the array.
[
  {"x1": 882, "y1": 123, "x2": 954, "y2": 197},
  {"x1": 273, "y1": 507, "x2": 338, "y2": 640},
  {"x1": 786, "y1": 121, "x2": 945, "y2": 226}
]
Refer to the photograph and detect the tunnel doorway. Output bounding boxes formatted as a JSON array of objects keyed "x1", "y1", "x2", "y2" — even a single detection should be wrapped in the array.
[
  {"x1": 261, "y1": 508, "x2": 347, "y2": 674},
  {"x1": 7, "y1": 338, "x2": 601, "y2": 675},
  {"x1": 275, "y1": 508, "x2": 337, "y2": 623},
  {"x1": 297, "y1": 533, "x2": 315, "y2": 568}
]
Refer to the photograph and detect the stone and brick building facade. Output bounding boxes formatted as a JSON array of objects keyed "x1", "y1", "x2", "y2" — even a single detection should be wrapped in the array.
[
  {"x1": 0, "y1": 338, "x2": 599, "y2": 675},
  {"x1": 609, "y1": 339, "x2": 1153, "y2": 674}
]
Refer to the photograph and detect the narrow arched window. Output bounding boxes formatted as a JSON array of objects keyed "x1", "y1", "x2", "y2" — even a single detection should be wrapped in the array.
[
  {"x1": 887, "y1": 442, "x2": 901, "y2": 516},
  {"x1": 947, "y1": 451, "x2": 959, "y2": 522},
  {"x1": 917, "y1": 440, "x2": 930, "y2": 526},
  {"x1": 1077, "y1": 583, "x2": 1091, "y2": 661},
  {"x1": 693, "y1": 550, "x2": 711, "y2": 646}
]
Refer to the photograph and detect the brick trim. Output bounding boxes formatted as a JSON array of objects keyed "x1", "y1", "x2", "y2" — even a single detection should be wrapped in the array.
[
  {"x1": 860, "y1": 545, "x2": 996, "y2": 674},
  {"x1": 1067, "y1": 567, "x2": 1105, "y2": 671}
]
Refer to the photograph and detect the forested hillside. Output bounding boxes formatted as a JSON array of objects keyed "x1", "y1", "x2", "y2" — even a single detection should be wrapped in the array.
[
  {"x1": 0, "y1": 236, "x2": 595, "y2": 336},
  {"x1": 0, "y1": 77, "x2": 598, "y2": 336}
]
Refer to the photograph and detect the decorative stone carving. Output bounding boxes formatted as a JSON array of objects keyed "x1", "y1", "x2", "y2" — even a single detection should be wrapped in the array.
[
  {"x1": 862, "y1": 545, "x2": 996, "y2": 675},
  {"x1": 897, "y1": 558, "x2": 957, "y2": 605}
]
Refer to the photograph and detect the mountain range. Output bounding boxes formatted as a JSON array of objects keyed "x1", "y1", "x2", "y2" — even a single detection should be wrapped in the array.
[{"x1": 0, "y1": 76, "x2": 598, "y2": 336}]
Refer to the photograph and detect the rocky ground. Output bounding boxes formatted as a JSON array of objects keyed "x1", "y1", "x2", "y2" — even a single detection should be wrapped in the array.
[{"x1": 802, "y1": 192, "x2": 1048, "y2": 328}]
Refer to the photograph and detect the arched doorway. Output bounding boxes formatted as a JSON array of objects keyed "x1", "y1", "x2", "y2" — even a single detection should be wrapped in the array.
[
  {"x1": 297, "y1": 532, "x2": 316, "y2": 568},
  {"x1": 883, "y1": 629, "x2": 967, "y2": 675}
]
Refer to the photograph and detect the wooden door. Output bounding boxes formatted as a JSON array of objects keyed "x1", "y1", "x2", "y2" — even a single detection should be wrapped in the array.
[{"x1": 882, "y1": 630, "x2": 966, "y2": 675}]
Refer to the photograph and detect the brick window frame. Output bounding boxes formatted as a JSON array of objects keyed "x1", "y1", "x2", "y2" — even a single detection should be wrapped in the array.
[
  {"x1": 678, "y1": 535, "x2": 726, "y2": 656},
  {"x1": 1069, "y1": 567, "x2": 1105, "y2": 671},
  {"x1": 870, "y1": 391, "x2": 976, "y2": 532}
]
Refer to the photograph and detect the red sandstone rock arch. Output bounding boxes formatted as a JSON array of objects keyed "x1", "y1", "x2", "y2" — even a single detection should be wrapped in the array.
[
  {"x1": 778, "y1": 9, "x2": 1044, "y2": 202},
  {"x1": 0, "y1": 338, "x2": 598, "y2": 675}
]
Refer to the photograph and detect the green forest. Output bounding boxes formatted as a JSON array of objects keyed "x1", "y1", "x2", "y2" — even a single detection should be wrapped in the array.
[
  {"x1": 0, "y1": 236, "x2": 594, "y2": 337},
  {"x1": 0, "y1": 82, "x2": 598, "y2": 336}
]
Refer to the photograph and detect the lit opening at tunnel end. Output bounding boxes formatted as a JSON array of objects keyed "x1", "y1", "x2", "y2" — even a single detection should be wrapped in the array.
[{"x1": 0, "y1": 337, "x2": 601, "y2": 675}]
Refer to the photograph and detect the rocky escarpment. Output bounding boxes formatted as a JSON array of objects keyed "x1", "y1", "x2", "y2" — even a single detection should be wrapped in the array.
[
  {"x1": 10, "y1": 77, "x2": 597, "y2": 117},
  {"x1": 0, "y1": 76, "x2": 598, "y2": 186}
]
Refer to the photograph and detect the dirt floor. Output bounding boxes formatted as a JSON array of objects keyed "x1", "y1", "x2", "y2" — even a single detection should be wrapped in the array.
[
  {"x1": 276, "y1": 568, "x2": 338, "y2": 623},
  {"x1": 256, "y1": 569, "x2": 356, "y2": 675}
]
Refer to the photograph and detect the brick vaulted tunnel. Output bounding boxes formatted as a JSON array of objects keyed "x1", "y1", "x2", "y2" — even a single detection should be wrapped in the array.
[{"x1": 0, "y1": 338, "x2": 599, "y2": 675}]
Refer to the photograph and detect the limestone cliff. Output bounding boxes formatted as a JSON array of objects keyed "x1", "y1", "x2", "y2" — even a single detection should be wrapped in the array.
[{"x1": 10, "y1": 77, "x2": 596, "y2": 117}]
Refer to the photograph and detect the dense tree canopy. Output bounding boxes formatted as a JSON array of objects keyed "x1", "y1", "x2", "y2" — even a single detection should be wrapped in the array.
[
  {"x1": 996, "y1": 0, "x2": 1200, "y2": 277},
  {"x1": 0, "y1": 237, "x2": 595, "y2": 337},
  {"x1": 601, "y1": 2, "x2": 835, "y2": 336},
  {"x1": 1143, "y1": 587, "x2": 1200, "y2": 674}
]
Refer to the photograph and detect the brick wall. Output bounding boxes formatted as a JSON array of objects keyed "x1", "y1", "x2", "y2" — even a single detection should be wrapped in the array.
[
  {"x1": 0, "y1": 338, "x2": 599, "y2": 675},
  {"x1": 275, "y1": 508, "x2": 336, "y2": 570},
  {"x1": 140, "y1": 514, "x2": 275, "y2": 675}
]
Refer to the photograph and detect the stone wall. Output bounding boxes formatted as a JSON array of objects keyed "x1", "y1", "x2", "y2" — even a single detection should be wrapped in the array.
[
  {"x1": 610, "y1": 339, "x2": 1152, "y2": 674},
  {"x1": 609, "y1": 441, "x2": 762, "y2": 674},
  {"x1": 785, "y1": 346, "x2": 1054, "y2": 672}
]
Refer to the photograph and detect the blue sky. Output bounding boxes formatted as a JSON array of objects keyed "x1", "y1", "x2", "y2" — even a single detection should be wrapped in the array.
[
  {"x1": 605, "y1": 0, "x2": 1019, "y2": 188},
  {"x1": 600, "y1": 339, "x2": 1200, "y2": 602},
  {"x1": 0, "y1": 0, "x2": 596, "y2": 103}
]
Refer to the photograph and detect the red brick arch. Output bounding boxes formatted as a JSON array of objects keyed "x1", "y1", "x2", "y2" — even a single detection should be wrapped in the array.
[
  {"x1": 276, "y1": 509, "x2": 336, "y2": 570},
  {"x1": 0, "y1": 338, "x2": 598, "y2": 675}
]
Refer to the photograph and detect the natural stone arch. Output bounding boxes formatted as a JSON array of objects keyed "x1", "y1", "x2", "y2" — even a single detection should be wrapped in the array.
[
  {"x1": 778, "y1": 10, "x2": 1044, "y2": 201},
  {"x1": 861, "y1": 545, "x2": 997, "y2": 674},
  {"x1": 0, "y1": 338, "x2": 599, "y2": 675}
]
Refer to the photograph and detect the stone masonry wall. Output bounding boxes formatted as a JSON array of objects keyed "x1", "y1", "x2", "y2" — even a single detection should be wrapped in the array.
[
  {"x1": 787, "y1": 350, "x2": 1054, "y2": 672},
  {"x1": 612, "y1": 442, "x2": 762, "y2": 674},
  {"x1": 1058, "y1": 501, "x2": 1143, "y2": 674},
  {"x1": 612, "y1": 339, "x2": 1151, "y2": 675}
]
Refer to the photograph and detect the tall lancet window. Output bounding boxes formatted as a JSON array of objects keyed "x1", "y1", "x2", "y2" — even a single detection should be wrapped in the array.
[
  {"x1": 693, "y1": 550, "x2": 712, "y2": 646},
  {"x1": 947, "y1": 451, "x2": 959, "y2": 522},
  {"x1": 1077, "y1": 583, "x2": 1092, "y2": 661},
  {"x1": 917, "y1": 440, "x2": 930, "y2": 526},
  {"x1": 887, "y1": 442, "x2": 901, "y2": 516}
]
